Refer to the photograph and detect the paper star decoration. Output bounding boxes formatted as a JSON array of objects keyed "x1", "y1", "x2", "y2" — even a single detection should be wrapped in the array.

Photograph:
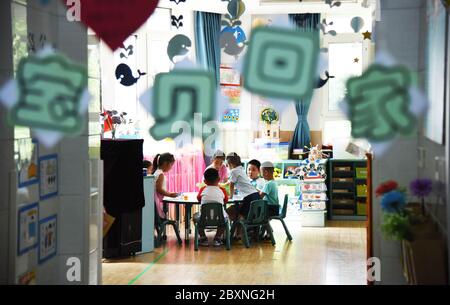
[
  {"x1": 354, "y1": 58, "x2": 360, "y2": 63},
  {"x1": 362, "y1": 31, "x2": 372, "y2": 40}
]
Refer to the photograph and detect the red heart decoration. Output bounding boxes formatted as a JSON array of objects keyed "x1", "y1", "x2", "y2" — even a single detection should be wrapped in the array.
[{"x1": 66, "y1": 0, "x2": 158, "y2": 50}]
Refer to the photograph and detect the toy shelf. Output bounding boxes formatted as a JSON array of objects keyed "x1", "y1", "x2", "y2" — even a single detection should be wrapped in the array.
[{"x1": 327, "y1": 159, "x2": 368, "y2": 221}]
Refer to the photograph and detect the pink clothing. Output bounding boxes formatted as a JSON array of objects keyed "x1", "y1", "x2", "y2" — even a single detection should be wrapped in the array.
[{"x1": 206, "y1": 164, "x2": 229, "y2": 183}]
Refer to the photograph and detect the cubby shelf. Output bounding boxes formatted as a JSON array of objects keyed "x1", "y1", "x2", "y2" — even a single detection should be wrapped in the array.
[{"x1": 326, "y1": 159, "x2": 368, "y2": 220}]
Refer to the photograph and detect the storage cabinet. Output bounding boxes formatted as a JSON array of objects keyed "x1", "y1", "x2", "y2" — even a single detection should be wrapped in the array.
[{"x1": 327, "y1": 159, "x2": 368, "y2": 220}]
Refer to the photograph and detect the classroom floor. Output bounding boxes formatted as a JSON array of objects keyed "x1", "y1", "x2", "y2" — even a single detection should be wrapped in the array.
[{"x1": 102, "y1": 208, "x2": 368, "y2": 285}]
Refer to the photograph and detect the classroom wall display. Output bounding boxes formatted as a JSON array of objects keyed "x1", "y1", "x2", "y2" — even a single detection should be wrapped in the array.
[
  {"x1": 18, "y1": 202, "x2": 39, "y2": 256},
  {"x1": 39, "y1": 154, "x2": 58, "y2": 200},
  {"x1": 220, "y1": 66, "x2": 241, "y2": 86},
  {"x1": 16, "y1": 138, "x2": 39, "y2": 188},
  {"x1": 38, "y1": 215, "x2": 57, "y2": 264},
  {"x1": 220, "y1": 0, "x2": 247, "y2": 58},
  {"x1": 220, "y1": 86, "x2": 241, "y2": 105},
  {"x1": 167, "y1": 34, "x2": 192, "y2": 63},
  {"x1": 171, "y1": 15, "x2": 184, "y2": 29},
  {"x1": 222, "y1": 108, "x2": 240, "y2": 123}
]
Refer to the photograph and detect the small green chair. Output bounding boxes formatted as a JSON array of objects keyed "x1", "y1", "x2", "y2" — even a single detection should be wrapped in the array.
[
  {"x1": 154, "y1": 213, "x2": 182, "y2": 247},
  {"x1": 193, "y1": 202, "x2": 231, "y2": 251},
  {"x1": 268, "y1": 194, "x2": 293, "y2": 241},
  {"x1": 231, "y1": 200, "x2": 275, "y2": 248}
]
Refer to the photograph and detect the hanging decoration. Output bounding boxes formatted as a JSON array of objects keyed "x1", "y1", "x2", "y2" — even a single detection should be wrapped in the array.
[
  {"x1": 167, "y1": 34, "x2": 192, "y2": 63},
  {"x1": 170, "y1": 0, "x2": 187, "y2": 4},
  {"x1": 63, "y1": 0, "x2": 158, "y2": 50},
  {"x1": 324, "y1": 0, "x2": 342, "y2": 8},
  {"x1": 171, "y1": 15, "x2": 184, "y2": 29},
  {"x1": 319, "y1": 19, "x2": 337, "y2": 36},
  {"x1": 115, "y1": 38, "x2": 147, "y2": 87},
  {"x1": 351, "y1": 16, "x2": 365, "y2": 33},
  {"x1": 220, "y1": 0, "x2": 247, "y2": 58}
]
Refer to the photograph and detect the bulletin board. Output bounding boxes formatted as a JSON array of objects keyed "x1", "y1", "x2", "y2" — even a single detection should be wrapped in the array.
[{"x1": 39, "y1": 154, "x2": 58, "y2": 200}]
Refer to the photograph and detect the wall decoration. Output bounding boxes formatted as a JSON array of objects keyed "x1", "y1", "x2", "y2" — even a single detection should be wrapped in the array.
[
  {"x1": 38, "y1": 215, "x2": 57, "y2": 264},
  {"x1": 324, "y1": 0, "x2": 342, "y2": 8},
  {"x1": 39, "y1": 154, "x2": 58, "y2": 200},
  {"x1": 119, "y1": 44, "x2": 134, "y2": 59},
  {"x1": 18, "y1": 270, "x2": 37, "y2": 285},
  {"x1": 171, "y1": 15, "x2": 184, "y2": 29},
  {"x1": 351, "y1": 16, "x2": 365, "y2": 33},
  {"x1": 220, "y1": 0, "x2": 247, "y2": 58},
  {"x1": 63, "y1": 0, "x2": 158, "y2": 50},
  {"x1": 18, "y1": 202, "x2": 39, "y2": 256},
  {"x1": 221, "y1": 87, "x2": 241, "y2": 104},
  {"x1": 222, "y1": 108, "x2": 240, "y2": 123},
  {"x1": 167, "y1": 34, "x2": 192, "y2": 63},
  {"x1": 316, "y1": 71, "x2": 334, "y2": 89},
  {"x1": 17, "y1": 138, "x2": 39, "y2": 188},
  {"x1": 115, "y1": 63, "x2": 146, "y2": 86},
  {"x1": 220, "y1": 66, "x2": 241, "y2": 86},
  {"x1": 319, "y1": 19, "x2": 337, "y2": 36},
  {"x1": 362, "y1": 31, "x2": 372, "y2": 40},
  {"x1": 170, "y1": 0, "x2": 186, "y2": 4}
]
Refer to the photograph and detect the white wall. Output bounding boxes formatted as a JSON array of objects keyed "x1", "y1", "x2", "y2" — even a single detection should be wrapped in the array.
[{"x1": 372, "y1": 0, "x2": 425, "y2": 285}]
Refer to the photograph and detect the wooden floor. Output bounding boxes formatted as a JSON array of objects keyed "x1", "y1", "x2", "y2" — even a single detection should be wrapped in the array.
[{"x1": 102, "y1": 212, "x2": 367, "y2": 285}]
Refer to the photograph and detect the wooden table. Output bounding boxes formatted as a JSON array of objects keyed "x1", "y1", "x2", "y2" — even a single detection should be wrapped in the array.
[{"x1": 163, "y1": 192, "x2": 243, "y2": 242}]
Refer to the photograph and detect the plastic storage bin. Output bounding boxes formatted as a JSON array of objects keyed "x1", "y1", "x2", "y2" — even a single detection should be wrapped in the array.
[{"x1": 301, "y1": 210, "x2": 326, "y2": 227}]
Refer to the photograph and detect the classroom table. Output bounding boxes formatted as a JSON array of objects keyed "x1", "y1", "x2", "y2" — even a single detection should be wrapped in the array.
[{"x1": 163, "y1": 192, "x2": 243, "y2": 242}]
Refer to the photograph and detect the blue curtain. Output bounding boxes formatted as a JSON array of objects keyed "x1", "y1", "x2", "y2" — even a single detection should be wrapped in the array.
[
  {"x1": 288, "y1": 14, "x2": 320, "y2": 158},
  {"x1": 194, "y1": 11, "x2": 221, "y2": 85}
]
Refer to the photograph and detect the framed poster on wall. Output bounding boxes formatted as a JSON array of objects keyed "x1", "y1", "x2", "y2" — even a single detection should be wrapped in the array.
[
  {"x1": 39, "y1": 154, "x2": 58, "y2": 200},
  {"x1": 38, "y1": 215, "x2": 57, "y2": 264},
  {"x1": 16, "y1": 138, "x2": 39, "y2": 188},
  {"x1": 17, "y1": 202, "x2": 39, "y2": 256},
  {"x1": 220, "y1": 65, "x2": 241, "y2": 87}
]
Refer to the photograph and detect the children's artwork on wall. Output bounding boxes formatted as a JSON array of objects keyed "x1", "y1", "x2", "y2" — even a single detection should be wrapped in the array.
[
  {"x1": 64, "y1": 0, "x2": 158, "y2": 50},
  {"x1": 115, "y1": 63, "x2": 146, "y2": 87},
  {"x1": 38, "y1": 215, "x2": 57, "y2": 264},
  {"x1": 222, "y1": 109, "x2": 240, "y2": 123},
  {"x1": 39, "y1": 154, "x2": 58, "y2": 200},
  {"x1": 167, "y1": 34, "x2": 192, "y2": 63},
  {"x1": 171, "y1": 15, "x2": 184, "y2": 29},
  {"x1": 16, "y1": 138, "x2": 39, "y2": 188},
  {"x1": 220, "y1": 66, "x2": 241, "y2": 86},
  {"x1": 221, "y1": 87, "x2": 241, "y2": 105},
  {"x1": 18, "y1": 270, "x2": 37, "y2": 285},
  {"x1": 18, "y1": 202, "x2": 39, "y2": 256}
]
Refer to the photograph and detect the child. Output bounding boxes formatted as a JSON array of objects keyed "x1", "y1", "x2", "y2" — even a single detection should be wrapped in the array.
[
  {"x1": 247, "y1": 159, "x2": 265, "y2": 191},
  {"x1": 225, "y1": 153, "x2": 260, "y2": 221},
  {"x1": 259, "y1": 161, "x2": 280, "y2": 239},
  {"x1": 143, "y1": 160, "x2": 153, "y2": 176},
  {"x1": 196, "y1": 168, "x2": 228, "y2": 247},
  {"x1": 152, "y1": 153, "x2": 178, "y2": 220},
  {"x1": 205, "y1": 150, "x2": 228, "y2": 183}
]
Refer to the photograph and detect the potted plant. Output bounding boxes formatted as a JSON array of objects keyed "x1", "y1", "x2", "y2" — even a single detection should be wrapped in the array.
[{"x1": 376, "y1": 179, "x2": 447, "y2": 284}]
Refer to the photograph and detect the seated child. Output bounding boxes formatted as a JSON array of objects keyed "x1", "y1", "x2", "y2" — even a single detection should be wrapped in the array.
[
  {"x1": 259, "y1": 161, "x2": 280, "y2": 239},
  {"x1": 225, "y1": 153, "x2": 260, "y2": 221},
  {"x1": 196, "y1": 168, "x2": 228, "y2": 247},
  {"x1": 143, "y1": 159, "x2": 153, "y2": 176},
  {"x1": 205, "y1": 149, "x2": 229, "y2": 183},
  {"x1": 259, "y1": 161, "x2": 280, "y2": 217},
  {"x1": 247, "y1": 159, "x2": 266, "y2": 191},
  {"x1": 152, "y1": 153, "x2": 178, "y2": 220}
]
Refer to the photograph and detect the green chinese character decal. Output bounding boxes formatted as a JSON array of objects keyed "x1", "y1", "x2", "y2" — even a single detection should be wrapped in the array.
[
  {"x1": 346, "y1": 64, "x2": 416, "y2": 142},
  {"x1": 11, "y1": 53, "x2": 87, "y2": 134}
]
